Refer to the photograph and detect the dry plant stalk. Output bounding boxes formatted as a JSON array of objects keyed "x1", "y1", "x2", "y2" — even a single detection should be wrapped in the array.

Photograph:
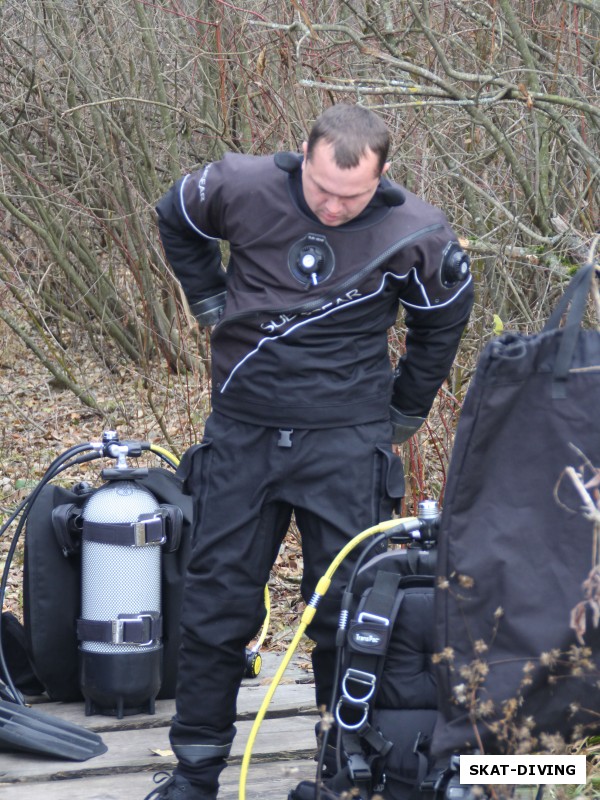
[{"x1": 564, "y1": 464, "x2": 600, "y2": 645}]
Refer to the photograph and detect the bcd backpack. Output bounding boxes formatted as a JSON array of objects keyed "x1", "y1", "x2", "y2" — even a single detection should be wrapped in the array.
[
  {"x1": 3, "y1": 464, "x2": 193, "y2": 703},
  {"x1": 291, "y1": 531, "x2": 439, "y2": 800}
]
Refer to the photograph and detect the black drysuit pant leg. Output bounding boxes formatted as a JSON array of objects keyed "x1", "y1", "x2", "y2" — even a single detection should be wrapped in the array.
[{"x1": 170, "y1": 413, "x2": 405, "y2": 790}]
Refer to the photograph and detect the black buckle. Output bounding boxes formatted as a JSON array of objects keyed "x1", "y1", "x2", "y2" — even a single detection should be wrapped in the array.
[
  {"x1": 132, "y1": 513, "x2": 167, "y2": 546},
  {"x1": 347, "y1": 753, "x2": 371, "y2": 782},
  {"x1": 420, "y1": 766, "x2": 453, "y2": 794},
  {"x1": 111, "y1": 613, "x2": 157, "y2": 645}
]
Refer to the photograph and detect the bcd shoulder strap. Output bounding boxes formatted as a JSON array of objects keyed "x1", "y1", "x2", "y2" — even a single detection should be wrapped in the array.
[{"x1": 336, "y1": 568, "x2": 407, "y2": 795}]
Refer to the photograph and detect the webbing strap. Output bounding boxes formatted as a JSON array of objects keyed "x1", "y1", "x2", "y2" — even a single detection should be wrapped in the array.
[
  {"x1": 541, "y1": 264, "x2": 596, "y2": 399},
  {"x1": 77, "y1": 612, "x2": 162, "y2": 645},
  {"x1": 82, "y1": 513, "x2": 166, "y2": 546},
  {"x1": 413, "y1": 732, "x2": 432, "y2": 790},
  {"x1": 336, "y1": 570, "x2": 406, "y2": 736},
  {"x1": 336, "y1": 565, "x2": 435, "y2": 799},
  {"x1": 345, "y1": 570, "x2": 405, "y2": 682}
]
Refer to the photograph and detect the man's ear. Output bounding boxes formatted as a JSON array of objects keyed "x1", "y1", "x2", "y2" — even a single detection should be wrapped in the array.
[
  {"x1": 302, "y1": 142, "x2": 308, "y2": 160},
  {"x1": 381, "y1": 161, "x2": 391, "y2": 176}
]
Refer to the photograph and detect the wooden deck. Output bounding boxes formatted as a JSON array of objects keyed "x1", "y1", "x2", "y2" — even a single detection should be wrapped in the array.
[{"x1": 0, "y1": 652, "x2": 319, "y2": 799}]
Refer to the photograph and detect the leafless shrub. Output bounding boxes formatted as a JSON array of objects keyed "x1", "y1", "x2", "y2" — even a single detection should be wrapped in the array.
[{"x1": 0, "y1": 1, "x2": 598, "y2": 460}]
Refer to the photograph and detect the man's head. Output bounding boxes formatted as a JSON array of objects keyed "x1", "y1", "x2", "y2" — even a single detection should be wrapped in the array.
[{"x1": 301, "y1": 104, "x2": 390, "y2": 227}]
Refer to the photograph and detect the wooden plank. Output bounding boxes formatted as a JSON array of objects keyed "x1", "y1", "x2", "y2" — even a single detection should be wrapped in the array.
[
  {"x1": 0, "y1": 757, "x2": 318, "y2": 800},
  {"x1": 0, "y1": 713, "x2": 319, "y2": 784},
  {"x1": 23, "y1": 682, "x2": 316, "y2": 733},
  {"x1": 0, "y1": 651, "x2": 318, "y2": 798},
  {"x1": 21, "y1": 651, "x2": 315, "y2": 732}
]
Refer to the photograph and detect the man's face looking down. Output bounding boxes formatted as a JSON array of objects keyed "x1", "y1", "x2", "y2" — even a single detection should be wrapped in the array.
[{"x1": 301, "y1": 140, "x2": 389, "y2": 227}]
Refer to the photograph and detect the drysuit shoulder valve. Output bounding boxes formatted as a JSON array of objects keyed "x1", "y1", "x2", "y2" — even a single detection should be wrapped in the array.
[{"x1": 440, "y1": 242, "x2": 470, "y2": 287}]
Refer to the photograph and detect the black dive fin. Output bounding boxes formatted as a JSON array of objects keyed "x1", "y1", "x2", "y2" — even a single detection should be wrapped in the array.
[{"x1": 0, "y1": 699, "x2": 107, "y2": 761}]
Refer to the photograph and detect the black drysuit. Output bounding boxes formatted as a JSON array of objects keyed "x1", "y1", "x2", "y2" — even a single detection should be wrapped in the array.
[{"x1": 155, "y1": 152, "x2": 473, "y2": 794}]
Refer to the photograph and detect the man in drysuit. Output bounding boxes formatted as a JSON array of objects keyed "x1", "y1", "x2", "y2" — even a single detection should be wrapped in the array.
[{"x1": 144, "y1": 103, "x2": 474, "y2": 800}]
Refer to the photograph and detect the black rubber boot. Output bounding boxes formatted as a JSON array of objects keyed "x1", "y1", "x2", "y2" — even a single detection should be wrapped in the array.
[{"x1": 143, "y1": 771, "x2": 217, "y2": 800}]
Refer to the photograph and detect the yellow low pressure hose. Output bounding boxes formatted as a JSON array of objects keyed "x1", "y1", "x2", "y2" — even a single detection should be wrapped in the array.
[
  {"x1": 238, "y1": 515, "x2": 420, "y2": 800},
  {"x1": 253, "y1": 585, "x2": 271, "y2": 652},
  {"x1": 149, "y1": 443, "x2": 180, "y2": 469}
]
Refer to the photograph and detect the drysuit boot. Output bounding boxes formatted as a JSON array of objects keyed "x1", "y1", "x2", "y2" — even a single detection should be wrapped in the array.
[{"x1": 143, "y1": 769, "x2": 217, "y2": 800}]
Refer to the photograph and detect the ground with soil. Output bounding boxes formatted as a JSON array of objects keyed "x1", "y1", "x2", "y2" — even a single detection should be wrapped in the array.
[{"x1": 0, "y1": 328, "x2": 309, "y2": 659}]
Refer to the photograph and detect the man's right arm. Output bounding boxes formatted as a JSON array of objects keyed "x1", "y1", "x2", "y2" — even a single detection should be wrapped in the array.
[{"x1": 156, "y1": 176, "x2": 227, "y2": 326}]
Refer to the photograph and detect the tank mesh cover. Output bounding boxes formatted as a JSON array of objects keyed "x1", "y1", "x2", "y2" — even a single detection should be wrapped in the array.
[{"x1": 81, "y1": 481, "x2": 161, "y2": 653}]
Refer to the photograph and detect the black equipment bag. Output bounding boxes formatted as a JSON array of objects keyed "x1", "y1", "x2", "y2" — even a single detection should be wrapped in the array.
[
  {"x1": 431, "y1": 264, "x2": 600, "y2": 760},
  {"x1": 293, "y1": 546, "x2": 439, "y2": 800},
  {"x1": 20, "y1": 467, "x2": 193, "y2": 702}
]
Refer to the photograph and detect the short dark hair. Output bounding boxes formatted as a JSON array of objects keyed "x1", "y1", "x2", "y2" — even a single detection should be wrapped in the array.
[{"x1": 306, "y1": 104, "x2": 390, "y2": 175}]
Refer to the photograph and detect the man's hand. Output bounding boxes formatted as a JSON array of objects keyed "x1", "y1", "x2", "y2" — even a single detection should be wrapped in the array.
[{"x1": 389, "y1": 406, "x2": 426, "y2": 444}]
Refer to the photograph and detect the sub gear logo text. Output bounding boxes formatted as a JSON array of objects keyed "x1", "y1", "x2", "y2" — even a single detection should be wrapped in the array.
[{"x1": 260, "y1": 289, "x2": 363, "y2": 334}]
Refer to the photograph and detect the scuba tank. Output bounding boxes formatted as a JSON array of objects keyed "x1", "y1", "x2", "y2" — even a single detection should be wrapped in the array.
[
  {"x1": 0, "y1": 430, "x2": 191, "y2": 762},
  {"x1": 76, "y1": 432, "x2": 170, "y2": 718},
  {"x1": 1, "y1": 429, "x2": 266, "y2": 725}
]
